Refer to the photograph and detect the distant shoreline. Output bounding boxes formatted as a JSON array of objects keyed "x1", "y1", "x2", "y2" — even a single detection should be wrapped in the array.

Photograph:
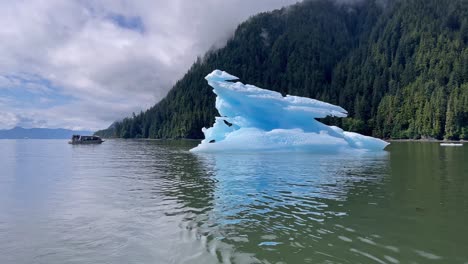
[
  {"x1": 386, "y1": 139, "x2": 466, "y2": 143},
  {"x1": 98, "y1": 138, "x2": 466, "y2": 143},
  {"x1": 2, "y1": 138, "x2": 466, "y2": 144}
]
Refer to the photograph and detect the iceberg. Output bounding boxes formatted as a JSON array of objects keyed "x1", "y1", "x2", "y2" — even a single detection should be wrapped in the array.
[{"x1": 190, "y1": 70, "x2": 389, "y2": 152}]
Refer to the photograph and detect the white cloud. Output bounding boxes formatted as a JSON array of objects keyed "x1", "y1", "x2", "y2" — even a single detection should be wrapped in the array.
[
  {"x1": 0, "y1": 0, "x2": 299, "y2": 131},
  {"x1": 0, "y1": 112, "x2": 18, "y2": 130}
]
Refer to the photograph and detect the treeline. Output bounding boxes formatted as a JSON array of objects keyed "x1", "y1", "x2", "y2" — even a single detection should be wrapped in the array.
[{"x1": 96, "y1": 0, "x2": 468, "y2": 140}]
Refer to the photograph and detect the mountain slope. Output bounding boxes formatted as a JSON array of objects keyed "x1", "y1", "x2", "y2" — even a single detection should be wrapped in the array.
[
  {"x1": 0, "y1": 127, "x2": 93, "y2": 139},
  {"x1": 96, "y1": 0, "x2": 468, "y2": 140}
]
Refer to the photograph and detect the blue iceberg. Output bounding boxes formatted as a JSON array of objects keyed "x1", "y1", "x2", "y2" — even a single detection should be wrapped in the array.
[{"x1": 190, "y1": 70, "x2": 389, "y2": 152}]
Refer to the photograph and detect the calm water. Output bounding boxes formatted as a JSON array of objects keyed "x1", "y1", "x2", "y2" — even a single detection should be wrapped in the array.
[{"x1": 0, "y1": 140, "x2": 467, "y2": 264}]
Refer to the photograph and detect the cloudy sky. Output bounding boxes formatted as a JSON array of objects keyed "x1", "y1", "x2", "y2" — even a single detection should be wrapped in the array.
[{"x1": 0, "y1": 0, "x2": 299, "y2": 131}]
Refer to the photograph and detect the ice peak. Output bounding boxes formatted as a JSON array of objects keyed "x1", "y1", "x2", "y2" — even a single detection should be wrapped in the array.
[{"x1": 205, "y1": 70, "x2": 239, "y2": 82}]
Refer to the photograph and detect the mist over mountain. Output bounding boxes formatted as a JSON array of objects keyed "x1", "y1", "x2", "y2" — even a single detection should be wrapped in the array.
[
  {"x1": 97, "y1": 0, "x2": 468, "y2": 140},
  {"x1": 0, "y1": 127, "x2": 93, "y2": 139}
]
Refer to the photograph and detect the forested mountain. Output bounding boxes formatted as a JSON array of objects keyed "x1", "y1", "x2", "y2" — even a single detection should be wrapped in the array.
[{"x1": 96, "y1": 0, "x2": 468, "y2": 140}]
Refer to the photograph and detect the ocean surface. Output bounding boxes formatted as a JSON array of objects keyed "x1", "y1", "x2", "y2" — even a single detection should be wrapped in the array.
[{"x1": 0, "y1": 139, "x2": 467, "y2": 264}]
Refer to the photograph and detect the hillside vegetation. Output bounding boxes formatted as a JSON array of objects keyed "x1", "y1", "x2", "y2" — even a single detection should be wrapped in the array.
[{"x1": 96, "y1": 0, "x2": 468, "y2": 140}]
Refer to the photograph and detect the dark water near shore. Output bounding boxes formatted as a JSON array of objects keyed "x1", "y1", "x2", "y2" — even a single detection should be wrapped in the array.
[{"x1": 0, "y1": 139, "x2": 467, "y2": 264}]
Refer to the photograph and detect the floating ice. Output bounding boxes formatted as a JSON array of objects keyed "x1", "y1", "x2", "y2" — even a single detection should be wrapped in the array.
[{"x1": 190, "y1": 70, "x2": 389, "y2": 152}]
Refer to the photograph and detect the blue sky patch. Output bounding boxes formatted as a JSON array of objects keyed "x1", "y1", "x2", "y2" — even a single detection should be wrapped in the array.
[
  {"x1": 108, "y1": 13, "x2": 145, "y2": 33},
  {"x1": 0, "y1": 74, "x2": 74, "y2": 109}
]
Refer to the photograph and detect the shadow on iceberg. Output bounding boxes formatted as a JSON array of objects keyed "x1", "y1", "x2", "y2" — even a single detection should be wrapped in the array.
[{"x1": 191, "y1": 70, "x2": 389, "y2": 152}]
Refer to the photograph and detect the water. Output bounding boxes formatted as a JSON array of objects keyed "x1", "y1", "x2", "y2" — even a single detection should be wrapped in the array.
[{"x1": 0, "y1": 140, "x2": 467, "y2": 264}]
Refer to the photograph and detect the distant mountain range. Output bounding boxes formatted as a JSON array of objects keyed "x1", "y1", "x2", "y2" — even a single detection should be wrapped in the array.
[{"x1": 0, "y1": 127, "x2": 93, "y2": 139}]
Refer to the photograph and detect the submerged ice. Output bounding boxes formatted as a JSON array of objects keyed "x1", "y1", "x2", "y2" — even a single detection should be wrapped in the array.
[{"x1": 191, "y1": 70, "x2": 389, "y2": 152}]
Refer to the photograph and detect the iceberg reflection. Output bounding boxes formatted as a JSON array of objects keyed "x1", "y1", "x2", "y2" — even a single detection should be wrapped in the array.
[{"x1": 189, "y1": 151, "x2": 390, "y2": 261}]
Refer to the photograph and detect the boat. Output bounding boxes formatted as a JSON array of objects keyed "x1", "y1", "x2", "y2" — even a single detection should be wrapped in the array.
[
  {"x1": 69, "y1": 135, "x2": 104, "y2": 144},
  {"x1": 440, "y1": 143, "x2": 463, "y2": 147}
]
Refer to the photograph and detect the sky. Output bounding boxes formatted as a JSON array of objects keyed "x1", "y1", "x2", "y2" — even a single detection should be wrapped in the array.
[{"x1": 0, "y1": 0, "x2": 299, "y2": 131}]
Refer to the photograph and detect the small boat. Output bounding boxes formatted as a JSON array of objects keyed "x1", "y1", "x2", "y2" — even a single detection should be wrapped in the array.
[
  {"x1": 440, "y1": 143, "x2": 463, "y2": 147},
  {"x1": 69, "y1": 135, "x2": 104, "y2": 144}
]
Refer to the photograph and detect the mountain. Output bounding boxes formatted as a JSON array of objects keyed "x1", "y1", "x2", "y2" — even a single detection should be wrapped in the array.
[
  {"x1": 96, "y1": 0, "x2": 468, "y2": 140},
  {"x1": 0, "y1": 127, "x2": 93, "y2": 139}
]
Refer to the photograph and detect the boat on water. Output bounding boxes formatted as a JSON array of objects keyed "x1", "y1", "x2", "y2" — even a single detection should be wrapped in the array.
[
  {"x1": 69, "y1": 135, "x2": 104, "y2": 144},
  {"x1": 440, "y1": 143, "x2": 463, "y2": 147}
]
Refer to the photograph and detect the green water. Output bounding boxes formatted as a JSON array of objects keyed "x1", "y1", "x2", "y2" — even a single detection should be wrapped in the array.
[{"x1": 0, "y1": 140, "x2": 466, "y2": 263}]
